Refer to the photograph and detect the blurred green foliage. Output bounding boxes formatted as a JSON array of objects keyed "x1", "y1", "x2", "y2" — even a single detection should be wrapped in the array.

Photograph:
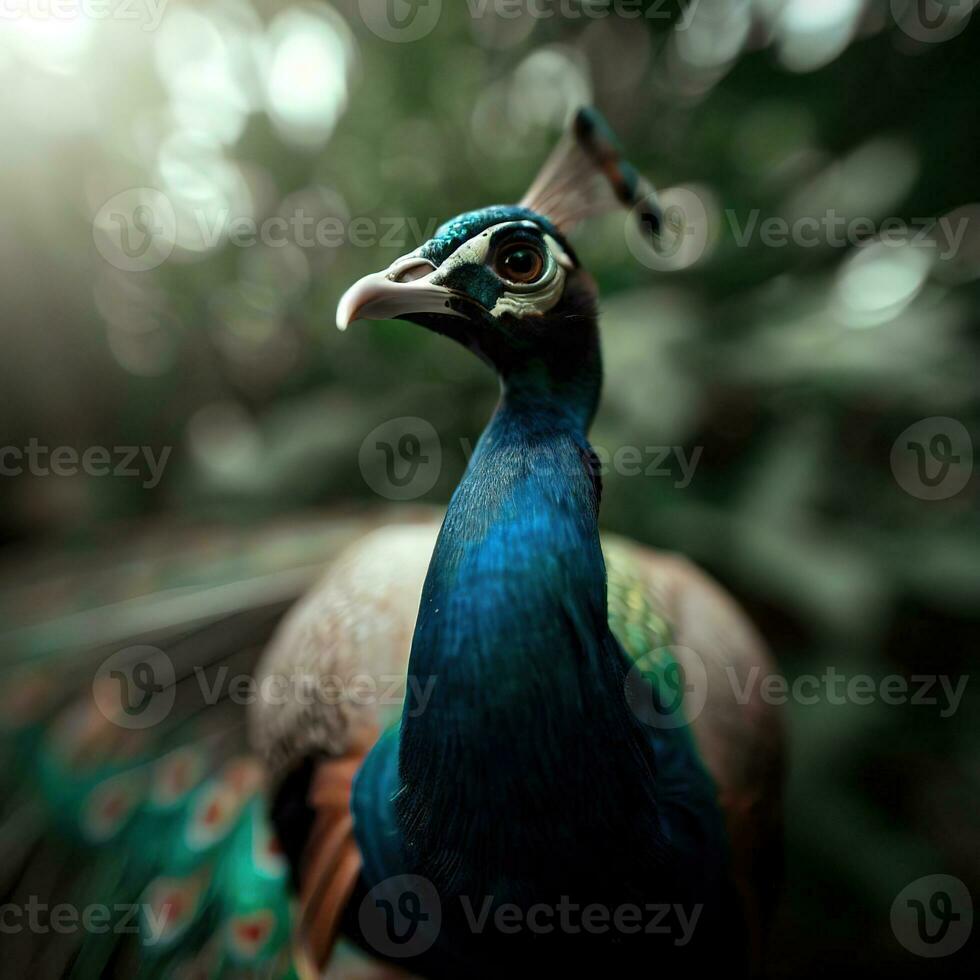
[{"x1": 1, "y1": 1, "x2": 978, "y2": 975}]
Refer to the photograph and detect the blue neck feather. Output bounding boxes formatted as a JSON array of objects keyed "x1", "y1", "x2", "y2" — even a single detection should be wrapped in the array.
[
  {"x1": 393, "y1": 345, "x2": 672, "y2": 903},
  {"x1": 350, "y1": 320, "x2": 742, "y2": 974}
]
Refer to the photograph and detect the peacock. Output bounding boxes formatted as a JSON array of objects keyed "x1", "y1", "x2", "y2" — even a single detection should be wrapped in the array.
[{"x1": 0, "y1": 109, "x2": 784, "y2": 979}]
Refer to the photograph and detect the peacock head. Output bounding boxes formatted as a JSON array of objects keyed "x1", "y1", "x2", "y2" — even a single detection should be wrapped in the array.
[{"x1": 336, "y1": 108, "x2": 662, "y2": 386}]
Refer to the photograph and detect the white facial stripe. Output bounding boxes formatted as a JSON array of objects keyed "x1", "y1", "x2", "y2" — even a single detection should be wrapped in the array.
[
  {"x1": 544, "y1": 233, "x2": 574, "y2": 271},
  {"x1": 489, "y1": 267, "x2": 566, "y2": 318},
  {"x1": 430, "y1": 220, "x2": 569, "y2": 319}
]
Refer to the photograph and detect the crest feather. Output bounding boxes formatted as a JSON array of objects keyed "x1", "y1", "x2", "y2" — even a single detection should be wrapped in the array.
[{"x1": 520, "y1": 107, "x2": 662, "y2": 245}]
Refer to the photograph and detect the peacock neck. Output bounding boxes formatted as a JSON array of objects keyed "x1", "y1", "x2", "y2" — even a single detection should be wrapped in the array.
[
  {"x1": 494, "y1": 361, "x2": 600, "y2": 436},
  {"x1": 494, "y1": 311, "x2": 603, "y2": 435},
  {"x1": 395, "y1": 358, "x2": 665, "y2": 902}
]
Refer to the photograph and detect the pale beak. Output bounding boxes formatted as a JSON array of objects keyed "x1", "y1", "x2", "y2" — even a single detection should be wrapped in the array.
[{"x1": 335, "y1": 254, "x2": 463, "y2": 331}]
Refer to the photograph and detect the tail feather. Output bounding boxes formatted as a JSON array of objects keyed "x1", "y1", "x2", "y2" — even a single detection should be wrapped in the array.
[{"x1": 0, "y1": 510, "x2": 423, "y2": 979}]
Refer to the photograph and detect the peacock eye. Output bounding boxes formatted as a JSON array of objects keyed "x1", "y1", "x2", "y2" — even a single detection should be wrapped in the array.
[{"x1": 494, "y1": 242, "x2": 545, "y2": 285}]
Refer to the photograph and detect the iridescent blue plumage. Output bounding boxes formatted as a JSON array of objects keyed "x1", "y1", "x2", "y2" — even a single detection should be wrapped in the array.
[
  {"x1": 349, "y1": 383, "x2": 744, "y2": 968},
  {"x1": 346, "y1": 159, "x2": 746, "y2": 971}
]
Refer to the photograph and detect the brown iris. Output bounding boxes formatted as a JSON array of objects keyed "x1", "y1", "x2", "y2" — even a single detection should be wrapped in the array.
[{"x1": 494, "y1": 242, "x2": 545, "y2": 284}]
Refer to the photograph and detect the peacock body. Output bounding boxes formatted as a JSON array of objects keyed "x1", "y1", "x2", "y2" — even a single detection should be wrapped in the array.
[{"x1": 0, "y1": 109, "x2": 783, "y2": 979}]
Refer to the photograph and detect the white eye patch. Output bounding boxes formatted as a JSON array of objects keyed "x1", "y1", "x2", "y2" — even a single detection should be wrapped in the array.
[{"x1": 428, "y1": 221, "x2": 573, "y2": 320}]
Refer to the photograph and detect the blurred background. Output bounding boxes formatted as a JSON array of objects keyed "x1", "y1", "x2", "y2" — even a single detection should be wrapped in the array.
[{"x1": 1, "y1": 0, "x2": 978, "y2": 976}]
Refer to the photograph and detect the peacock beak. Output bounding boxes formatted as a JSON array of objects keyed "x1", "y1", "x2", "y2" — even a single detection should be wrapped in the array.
[{"x1": 335, "y1": 254, "x2": 463, "y2": 330}]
